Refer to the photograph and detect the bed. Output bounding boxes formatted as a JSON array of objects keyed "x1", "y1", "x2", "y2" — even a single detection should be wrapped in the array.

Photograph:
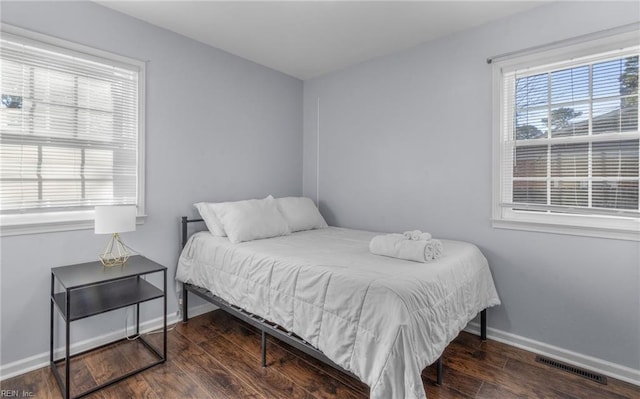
[{"x1": 177, "y1": 218, "x2": 500, "y2": 399}]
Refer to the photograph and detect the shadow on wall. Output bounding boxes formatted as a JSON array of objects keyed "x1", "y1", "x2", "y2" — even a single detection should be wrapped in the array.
[
  {"x1": 477, "y1": 245, "x2": 512, "y2": 331},
  {"x1": 318, "y1": 201, "x2": 337, "y2": 226}
]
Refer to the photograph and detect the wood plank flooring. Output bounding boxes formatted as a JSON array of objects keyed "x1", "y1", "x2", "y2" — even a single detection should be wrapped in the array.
[{"x1": 2, "y1": 310, "x2": 639, "y2": 398}]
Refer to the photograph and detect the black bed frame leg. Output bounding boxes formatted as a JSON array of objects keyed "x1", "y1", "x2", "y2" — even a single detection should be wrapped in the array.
[
  {"x1": 182, "y1": 283, "x2": 189, "y2": 322},
  {"x1": 436, "y1": 356, "x2": 443, "y2": 386},
  {"x1": 261, "y1": 330, "x2": 267, "y2": 367},
  {"x1": 481, "y1": 309, "x2": 487, "y2": 342}
]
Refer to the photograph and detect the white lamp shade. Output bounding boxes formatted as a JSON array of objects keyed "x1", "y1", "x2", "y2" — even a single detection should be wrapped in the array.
[{"x1": 94, "y1": 205, "x2": 137, "y2": 234}]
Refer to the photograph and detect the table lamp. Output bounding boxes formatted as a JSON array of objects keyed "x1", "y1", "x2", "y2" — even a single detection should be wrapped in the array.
[{"x1": 95, "y1": 205, "x2": 136, "y2": 266}]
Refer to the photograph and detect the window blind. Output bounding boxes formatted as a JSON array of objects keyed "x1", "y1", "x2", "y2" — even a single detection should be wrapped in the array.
[
  {"x1": 499, "y1": 49, "x2": 639, "y2": 218},
  {"x1": 0, "y1": 32, "x2": 140, "y2": 214}
]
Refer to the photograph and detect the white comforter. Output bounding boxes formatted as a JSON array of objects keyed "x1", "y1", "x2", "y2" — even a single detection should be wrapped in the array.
[{"x1": 177, "y1": 227, "x2": 500, "y2": 399}]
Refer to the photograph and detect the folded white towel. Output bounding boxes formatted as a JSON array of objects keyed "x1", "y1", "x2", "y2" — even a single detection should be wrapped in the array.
[
  {"x1": 403, "y1": 230, "x2": 422, "y2": 240},
  {"x1": 418, "y1": 232, "x2": 432, "y2": 241},
  {"x1": 433, "y1": 239, "x2": 443, "y2": 258},
  {"x1": 403, "y1": 230, "x2": 433, "y2": 241},
  {"x1": 370, "y1": 234, "x2": 444, "y2": 263},
  {"x1": 423, "y1": 239, "x2": 443, "y2": 261}
]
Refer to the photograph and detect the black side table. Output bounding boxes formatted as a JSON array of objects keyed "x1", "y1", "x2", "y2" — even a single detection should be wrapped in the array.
[{"x1": 50, "y1": 255, "x2": 167, "y2": 399}]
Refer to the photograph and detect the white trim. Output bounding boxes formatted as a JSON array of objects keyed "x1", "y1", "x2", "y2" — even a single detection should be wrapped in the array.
[
  {"x1": 487, "y1": 22, "x2": 640, "y2": 65},
  {"x1": 0, "y1": 23, "x2": 147, "y2": 235},
  {"x1": 491, "y1": 27, "x2": 640, "y2": 241},
  {"x1": 464, "y1": 322, "x2": 640, "y2": 387},
  {"x1": 137, "y1": 58, "x2": 147, "y2": 220},
  {"x1": 510, "y1": 131, "x2": 640, "y2": 147},
  {"x1": 3, "y1": 304, "x2": 637, "y2": 387},
  {"x1": 316, "y1": 96, "x2": 321, "y2": 206},
  {"x1": 494, "y1": 29, "x2": 639, "y2": 74},
  {"x1": 0, "y1": 211, "x2": 146, "y2": 237},
  {"x1": 492, "y1": 217, "x2": 640, "y2": 241},
  {"x1": 0, "y1": 24, "x2": 146, "y2": 70},
  {"x1": 0, "y1": 303, "x2": 215, "y2": 381},
  {"x1": 4, "y1": 305, "x2": 636, "y2": 388}
]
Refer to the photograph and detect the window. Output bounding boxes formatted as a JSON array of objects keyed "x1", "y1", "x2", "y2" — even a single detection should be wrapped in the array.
[
  {"x1": 492, "y1": 29, "x2": 639, "y2": 240},
  {"x1": 0, "y1": 26, "x2": 145, "y2": 235}
]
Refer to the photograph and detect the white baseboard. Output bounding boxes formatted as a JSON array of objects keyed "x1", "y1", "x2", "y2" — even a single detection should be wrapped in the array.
[
  {"x1": 0, "y1": 303, "x2": 216, "y2": 381},
  {"x1": 465, "y1": 322, "x2": 640, "y2": 386},
  {"x1": 4, "y1": 306, "x2": 637, "y2": 388}
]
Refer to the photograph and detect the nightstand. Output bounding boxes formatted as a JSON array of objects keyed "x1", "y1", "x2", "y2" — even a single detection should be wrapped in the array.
[{"x1": 50, "y1": 256, "x2": 167, "y2": 399}]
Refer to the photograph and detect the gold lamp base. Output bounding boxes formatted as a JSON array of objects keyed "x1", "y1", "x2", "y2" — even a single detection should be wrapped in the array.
[{"x1": 99, "y1": 233, "x2": 130, "y2": 267}]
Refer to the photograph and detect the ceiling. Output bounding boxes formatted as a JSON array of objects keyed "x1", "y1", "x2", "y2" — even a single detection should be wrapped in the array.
[{"x1": 97, "y1": 1, "x2": 548, "y2": 80}]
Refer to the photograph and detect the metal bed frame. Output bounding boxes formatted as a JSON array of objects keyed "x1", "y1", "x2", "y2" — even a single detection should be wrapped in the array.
[{"x1": 180, "y1": 216, "x2": 488, "y2": 388}]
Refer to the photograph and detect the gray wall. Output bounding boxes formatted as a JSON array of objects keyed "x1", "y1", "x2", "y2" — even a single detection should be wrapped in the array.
[
  {"x1": 1, "y1": 0, "x2": 638, "y2": 379},
  {"x1": 303, "y1": 1, "x2": 640, "y2": 370},
  {"x1": 0, "y1": 1, "x2": 302, "y2": 368}
]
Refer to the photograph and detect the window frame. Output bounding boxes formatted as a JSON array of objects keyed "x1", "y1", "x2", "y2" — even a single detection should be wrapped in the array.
[
  {"x1": 0, "y1": 24, "x2": 146, "y2": 236},
  {"x1": 492, "y1": 29, "x2": 640, "y2": 241}
]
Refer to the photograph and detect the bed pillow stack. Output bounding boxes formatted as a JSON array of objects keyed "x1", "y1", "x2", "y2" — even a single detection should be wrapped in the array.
[
  {"x1": 193, "y1": 202, "x2": 227, "y2": 236},
  {"x1": 275, "y1": 196, "x2": 328, "y2": 232},
  {"x1": 194, "y1": 196, "x2": 327, "y2": 243},
  {"x1": 369, "y1": 230, "x2": 443, "y2": 263}
]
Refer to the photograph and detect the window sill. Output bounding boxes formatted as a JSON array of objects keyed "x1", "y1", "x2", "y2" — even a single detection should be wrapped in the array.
[
  {"x1": 0, "y1": 211, "x2": 146, "y2": 237},
  {"x1": 492, "y1": 218, "x2": 640, "y2": 241}
]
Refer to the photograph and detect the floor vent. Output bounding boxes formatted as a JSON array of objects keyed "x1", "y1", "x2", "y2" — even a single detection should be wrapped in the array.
[{"x1": 535, "y1": 356, "x2": 607, "y2": 385}]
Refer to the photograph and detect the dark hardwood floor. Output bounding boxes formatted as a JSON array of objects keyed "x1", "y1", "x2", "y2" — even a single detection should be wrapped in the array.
[{"x1": 2, "y1": 310, "x2": 639, "y2": 398}]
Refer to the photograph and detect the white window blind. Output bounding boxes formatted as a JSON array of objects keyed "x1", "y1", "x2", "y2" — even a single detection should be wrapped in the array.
[
  {"x1": 0, "y1": 30, "x2": 142, "y2": 216},
  {"x1": 493, "y1": 30, "x2": 640, "y2": 240}
]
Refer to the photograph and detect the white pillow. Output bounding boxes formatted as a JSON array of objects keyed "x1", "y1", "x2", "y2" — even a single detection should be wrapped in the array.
[
  {"x1": 214, "y1": 196, "x2": 290, "y2": 243},
  {"x1": 194, "y1": 202, "x2": 226, "y2": 236},
  {"x1": 276, "y1": 196, "x2": 328, "y2": 232}
]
